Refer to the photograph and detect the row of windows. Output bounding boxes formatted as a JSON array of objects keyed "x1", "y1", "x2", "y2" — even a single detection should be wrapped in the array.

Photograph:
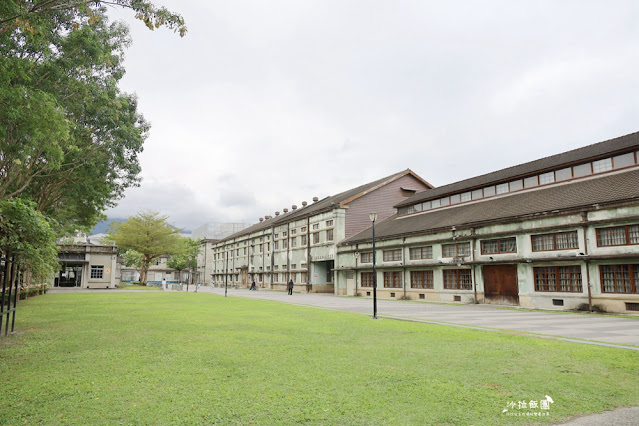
[
  {"x1": 360, "y1": 270, "x2": 471, "y2": 290},
  {"x1": 212, "y1": 272, "x2": 309, "y2": 283},
  {"x1": 399, "y1": 152, "x2": 638, "y2": 217},
  {"x1": 214, "y1": 231, "x2": 336, "y2": 259},
  {"x1": 359, "y1": 264, "x2": 639, "y2": 294}
]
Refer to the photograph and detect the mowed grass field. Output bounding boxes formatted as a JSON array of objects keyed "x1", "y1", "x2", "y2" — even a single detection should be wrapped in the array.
[{"x1": 1, "y1": 293, "x2": 638, "y2": 425}]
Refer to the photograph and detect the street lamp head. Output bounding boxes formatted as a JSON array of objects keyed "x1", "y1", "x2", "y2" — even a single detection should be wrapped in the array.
[{"x1": 369, "y1": 212, "x2": 378, "y2": 222}]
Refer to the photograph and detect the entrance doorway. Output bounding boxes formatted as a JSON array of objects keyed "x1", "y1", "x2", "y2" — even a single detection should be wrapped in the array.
[
  {"x1": 56, "y1": 264, "x2": 83, "y2": 287},
  {"x1": 483, "y1": 265, "x2": 519, "y2": 305}
]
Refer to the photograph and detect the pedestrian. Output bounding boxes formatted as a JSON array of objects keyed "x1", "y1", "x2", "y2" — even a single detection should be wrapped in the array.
[
  {"x1": 287, "y1": 279, "x2": 294, "y2": 295},
  {"x1": 250, "y1": 279, "x2": 257, "y2": 291},
  {"x1": 161, "y1": 278, "x2": 166, "y2": 291}
]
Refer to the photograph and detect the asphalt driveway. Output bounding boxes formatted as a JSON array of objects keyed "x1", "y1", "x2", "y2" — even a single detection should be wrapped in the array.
[{"x1": 205, "y1": 286, "x2": 639, "y2": 350}]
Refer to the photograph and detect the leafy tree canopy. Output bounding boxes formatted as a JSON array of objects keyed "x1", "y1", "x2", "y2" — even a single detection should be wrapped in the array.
[
  {"x1": 166, "y1": 237, "x2": 200, "y2": 277},
  {"x1": 0, "y1": 198, "x2": 59, "y2": 281},
  {"x1": 107, "y1": 211, "x2": 182, "y2": 285}
]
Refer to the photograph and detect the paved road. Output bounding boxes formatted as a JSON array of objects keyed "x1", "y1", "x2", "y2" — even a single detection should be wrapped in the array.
[{"x1": 204, "y1": 287, "x2": 639, "y2": 349}]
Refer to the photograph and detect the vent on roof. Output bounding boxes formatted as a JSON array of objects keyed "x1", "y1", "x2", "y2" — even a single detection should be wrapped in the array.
[
  {"x1": 265, "y1": 215, "x2": 271, "y2": 219},
  {"x1": 292, "y1": 205, "x2": 297, "y2": 210},
  {"x1": 312, "y1": 197, "x2": 319, "y2": 202},
  {"x1": 302, "y1": 201, "x2": 308, "y2": 207},
  {"x1": 283, "y1": 208, "x2": 288, "y2": 213},
  {"x1": 259, "y1": 218, "x2": 263, "y2": 222},
  {"x1": 275, "y1": 211, "x2": 280, "y2": 216}
]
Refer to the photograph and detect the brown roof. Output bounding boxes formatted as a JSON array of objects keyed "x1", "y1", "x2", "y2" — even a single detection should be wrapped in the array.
[
  {"x1": 214, "y1": 169, "x2": 430, "y2": 244},
  {"x1": 342, "y1": 168, "x2": 639, "y2": 245},
  {"x1": 396, "y1": 131, "x2": 639, "y2": 208}
]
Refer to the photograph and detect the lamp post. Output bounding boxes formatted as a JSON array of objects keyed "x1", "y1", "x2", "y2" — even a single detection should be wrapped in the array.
[{"x1": 369, "y1": 212, "x2": 378, "y2": 319}]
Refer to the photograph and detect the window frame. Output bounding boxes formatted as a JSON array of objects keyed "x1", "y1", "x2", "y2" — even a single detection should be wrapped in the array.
[
  {"x1": 409, "y1": 246, "x2": 433, "y2": 260},
  {"x1": 383, "y1": 271, "x2": 402, "y2": 288},
  {"x1": 534, "y1": 265, "x2": 583, "y2": 292},
  {"x1": 361, "y1": 272, "x2": 374, "y2": 287},
  {"x1": 382, "y1": 249, "x2": 402, "y2": 262},
  {"x1": 410, "y1": 270, "x2": 434, "y2": 289},
  {"x1": 443, "y1": 269, "x2": 472, "y2": 290},
  {"x1": 480, "y1": 237, "x2": 517, "y2": 255},
  {"x1": 596, "y1": 225, "x2": 639, "y2": 247},
  {"x1": 360, "y1": 252, "x2": 372, "y2": 263},
  {"x1": 600, "y1": 264, "x2": 639, "y2": 294},
  {"x1": 442, "y1": 242, "x2": 471, "y2": 258},
  {"x1": 531, "y1": 231, "x2": 579, "y2": 252},
  {"x1": 90, "y1": 265, "x2": 104, "y2": 279}
]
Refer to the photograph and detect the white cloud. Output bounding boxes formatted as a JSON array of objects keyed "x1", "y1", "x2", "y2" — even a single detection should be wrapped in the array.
[{"x1": 105, "y1": 0, "x2": 639, "y2": 229}]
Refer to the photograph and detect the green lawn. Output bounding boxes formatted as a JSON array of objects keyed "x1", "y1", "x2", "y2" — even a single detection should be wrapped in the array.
[
  {"x1": 117, "y1": 283, "x2": 162, "y2": 291},
  {"x1": 1, "y1": 293, "x2": 638, "y2": 425}
]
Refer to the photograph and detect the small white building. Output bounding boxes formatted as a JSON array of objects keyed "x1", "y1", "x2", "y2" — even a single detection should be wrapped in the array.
[{"x1": 54, "y1": 244, "x2": 120, "y2": 289}]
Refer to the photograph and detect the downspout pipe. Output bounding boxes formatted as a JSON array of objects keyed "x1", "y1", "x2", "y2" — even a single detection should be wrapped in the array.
[
  {"x1": 306, "y1": 216, "x2": 311, "y2": 293},
  {"x1": 581, "y1": 212, "x2": 593, "y2": 312},
  {"x1": 471, "y1": 228, "x2": 478, "y2": 303}
]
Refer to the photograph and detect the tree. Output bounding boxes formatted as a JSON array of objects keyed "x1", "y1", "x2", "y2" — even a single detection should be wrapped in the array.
[
  {"x1": 166, "y1": 238, "x2": 200, "y2": 291},
  {"x1": 106, "y1": 211, "x2": 182, "y2": 286},
  {"x1": 0, "y1": 198, "x2": 59, "y2": 283},
  {"x1": 0, "y1": 1, "x2": 185, "y2": 286}
]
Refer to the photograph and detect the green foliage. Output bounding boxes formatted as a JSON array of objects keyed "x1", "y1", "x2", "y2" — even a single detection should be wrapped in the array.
[
  {"x1": 2, "y1": 293, "x2": 639, "y2": 424},
  {"x1": 0, "y1": 198, "x2": 59, "y2": 281},
  {"x1": 107, "y1": 211, "x2": 182, "y2": 285},
  {"x1": 166, "y1": 237, "x2": 200, "y2": 276}
]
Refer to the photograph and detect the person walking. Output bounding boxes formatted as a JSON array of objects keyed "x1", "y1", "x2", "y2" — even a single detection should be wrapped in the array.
[
  {"x1": 250, "y1": 279, "x2": 257, "y2": 291},
  {"x1": 161, "y1": 278, "x2": 167, "y2": 291},
  {"x1": 287, "y1": 279, "x2": 294, "y2": 295}
]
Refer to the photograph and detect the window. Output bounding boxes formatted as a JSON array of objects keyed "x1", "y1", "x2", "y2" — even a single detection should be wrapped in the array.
[
  {"x1": 291, "y1": 237, "x2": 297, "y2": 248},
  {"x1": 283, "y1": 231, "x2": 287, "y2": 237},
  {"x1": 301, "y1": 227, "x2": 307, "y2": 232},
  {"x1": 531, "y1": 231, "x2": 578, "y2": 251},
  {"x1": 301, "y1": 235, "x2": 307, "y2": 245},
  {"x1": 291, "y1": 264, "x2": 296, "y2": 270},
  {"x1": 274, "y1": 266, "x2": 278, "y2": 270},
  {"x1": 592, "y1": 158, "x2": 612, "y2": 173},
  {"x1": 539, "y1": 172, "x2": 555, "y2": 185},
  {"x1": 291, "y1": 229, "x2": 296, "y2": 235},
  {"x1": 259, "y1": 244, "x2": 263, "y2": 253},
  {"x1": 360, "y1": 252, "x2": 372, "y2": 263},
  {"x1": 236, "y1": 249, "x2": 240, "y2": 255},
  {"x1": 274, "y1": 233, "x2": 278, "y2": 239},
  {"x1": 534, "y1": 266, "x2": 582, "y2": 292},
  {"x1": 326, "y1": 229, "x2": 334, "y2": 241},
  {"x1": 383, "y1": 249, "x2": 402, "y2": 262},
  {"x1": 312, "y1": 223, "x2": 319, "y2": 230},
  {"x1": 243, "y1": 247, "x2": 247, "y2": 255},
  {"x1": 481, "y1": 237, "x2": 516, "y2": 254},
  {"x1": 600, "y1": 264, "x2": 639, "y2": 294},
  {"x1": 409, "y1": 246, "x2": 432, "y2": 260},
  {"x1": 361, "y1": 272, "x2": 374, "y2": 287},
  {"x1": 326, "y1": 220, "x2": 333, "y2": 226},
  {"x1": 383, "y1": 271, "x2": 402, "y2": 288},
  {"x1": 274, "y1": 241, "x2": 279, "y2": 250},
  {"x1": 410, "y1": 271, "x2": 433, "y2": 289},
  {"x1": 496, "y1": 183, "x2": 509, "y2": 194},
  {"x1": 313, "y1": 232, "x2": 320, "y2": 244},
  {"x1": 443, "y1": 269, "x2": 472, "y2": 289},
  {"x1": 596, "y1": 225, "x2": 639, "y2": 246},
  {"x1": 282, "y1": 239, "x2": 288, "y2": 249},
  {"x1": 431, "y1": 199, "x2": 441, "y2": 208},
  {"x1": 90, "y1": 265, "x2": 104, "y2": 279},
  {"x1": 460, "y1": 192, "x2": 471, "y2": 202},
  {"x1": 300, "y1": 272, "x2": 307, "y2": 283},
  {"x1": 442, "y1": 243, "x2": 471, "y2": 257}
]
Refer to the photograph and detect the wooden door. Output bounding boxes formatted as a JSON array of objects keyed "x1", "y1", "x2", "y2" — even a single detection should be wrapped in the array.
[{"x1": 483, "y1": 265, "x2": 519, "y2": 305}]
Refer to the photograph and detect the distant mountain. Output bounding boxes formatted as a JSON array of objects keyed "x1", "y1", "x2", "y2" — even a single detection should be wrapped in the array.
[
  {"x1": 90, "y1": 218, "x2": 126, "y2": 235},
  {"x1": 90, "y1": 217, "x2": 191, "y2": 235}
]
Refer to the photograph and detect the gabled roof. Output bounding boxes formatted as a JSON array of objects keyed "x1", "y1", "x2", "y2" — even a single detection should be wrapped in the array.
[
  {"x1": 213, "y1": 169, "x2": 431, "y2": 245},
  {"x1": 342, "y1": 168, "x2": 639, "y2": 245},
  {"x1": 396, "y1": 131, "x2": 639, "y2": 208}
]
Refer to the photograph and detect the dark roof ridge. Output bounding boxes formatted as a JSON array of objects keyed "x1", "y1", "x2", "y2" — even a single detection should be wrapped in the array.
[{"x1": 396, "y1": 131, "x2": 639, "y2": 208}]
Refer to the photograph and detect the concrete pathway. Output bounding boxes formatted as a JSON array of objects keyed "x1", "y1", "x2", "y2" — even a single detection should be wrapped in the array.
[{"x1": 204, "y1": 287, "x2": 639, "y2": 349}]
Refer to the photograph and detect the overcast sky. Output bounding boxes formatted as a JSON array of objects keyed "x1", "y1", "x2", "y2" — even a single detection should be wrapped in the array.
[{"x1": 104, "y1": 0, "x2": 639, "y2": 230}]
